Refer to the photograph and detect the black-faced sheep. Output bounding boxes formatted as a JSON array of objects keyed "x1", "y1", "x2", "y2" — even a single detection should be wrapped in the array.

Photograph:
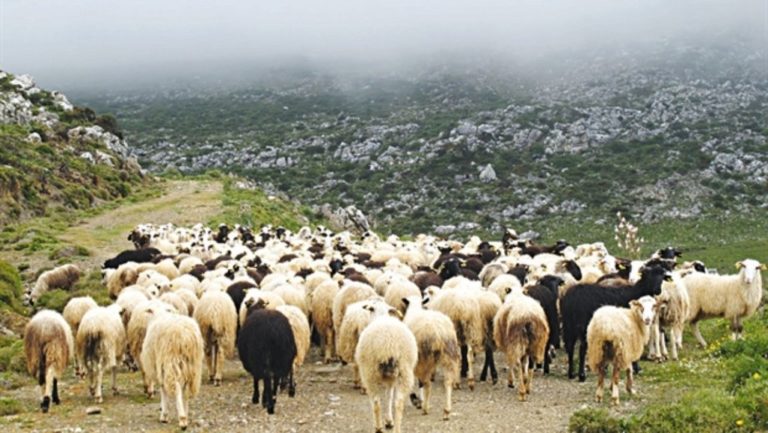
[
  {"x1": 23, "y1": 310, "x2": 74, "y2": 413},
  {"x1": 193, "y1": 290, "x2": 238, "y2": 385},
  {"x1": 28, "y1": 264, "x2": 81, "y2": 305},
  {"x1": 76, "y1": 304, "x2": 126, "y2": 403},
  {"x1": 141, "y1": 313, "x2": 204, "y2": 429},
  {"x1": 560, "y1": 264, "x2": 669, "y2": 382},
  {"x1": 492, "y1": 292, "x2": 549, "y2": 401},
  {"x1": 684, "y1": 259, "x2": 765, "y2": 347},
  {"x1": 402, "y1": 296, "x2": 460, "y2": 420},
  {"x1": 355, "y1": 315, "x2": 418, "y2": 433},
  {"x1": 238, "y1": 307, "x2": 297, "y2": 414},
  {"x1": 587, "y1": 296, "x2": 657, "y2": 405}
]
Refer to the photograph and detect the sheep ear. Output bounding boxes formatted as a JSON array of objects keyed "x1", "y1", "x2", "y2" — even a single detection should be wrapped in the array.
[
  {"x1": 629, "y1": 300, "x2": 640, "y2": 308},
  {"x1": 401, "y1": 297, "x2": 410, "y2": 307},
  {"x1": 761, "y1": 263, "x2": 767, "y2": 271},
  {"x1": 735, "y1": 261, "x2": 743, "y2": 269},
  {"x1": 388, "y1": 309, "x2": 403, "y2": 320}
]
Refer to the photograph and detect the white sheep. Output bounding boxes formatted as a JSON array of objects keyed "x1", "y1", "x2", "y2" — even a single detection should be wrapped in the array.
[
  {"x1": 586, "y1": 296, "x2": 657, "y2": 405},
  {"x1": 332, "y1": 281, "x2": 378, "y2": 341},
  {"x1": 127, "y1": 299, "x2": 177, "y2": 395},
  {"x1": 159, "y1": 292, "x2": 189, "y2": 316},
  {"x1": 193, "y1": 290, "x2": 238, "y2": 385},
  {"x1": 309, "y1": 279, "x2": 340, "y2": 363},
  {"x1": 62, "y1": 296, "x2": 98, "y2": 377},
  {"x1": 402, "y1": 296, "x2": 460, "y2": 420},
  {"x1": 337, "y1": 298, "x2": 395, "y2": 389},
  {"x1": 648, "y1": 272, "x2": 690, "y2": 361},
  {"x1": 355, "y1": 315, "x2": 418, "y2": 433},
  {"x1": 238, "y1": 289, "x2": 286, "y2": 327},
  {"x1": 275, "y1": 304, "x2": 311, "y2": 370},
  {"x1": 107, "y1": 262, "x2": 139, "y2": 299},
  {"x1": 492, "y1": 292, "x2": 549, "y2": 401},
  {"x1": 29, "y1": 264, "x2": 81, "y2": 305},
  {"x1": 24, "y1": 309, "x2": 74, "y2": 413},
  {"x1": 141, "y1": 312, "x2": 204, "y2": 430},
  {"x1": 428, "y1": 287, "x2": 484, "y2": 390},
  {"x1": 684, "y1": 259, "x2": 765, "y2": 347},
  {"x1": 76, "y1": 304, "x2": 126, "y2": 403},
  {"x1": 383, "y1": 277, "x2": 422, "y2": 315}
]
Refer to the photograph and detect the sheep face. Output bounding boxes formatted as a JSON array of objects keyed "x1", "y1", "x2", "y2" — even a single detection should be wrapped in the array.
[
  {"x1": 736, "y1": 259, "x2": 763, "y2": 284},
  {"x1": 633, "y1": 296, "x2": 658, "y2": 326}
]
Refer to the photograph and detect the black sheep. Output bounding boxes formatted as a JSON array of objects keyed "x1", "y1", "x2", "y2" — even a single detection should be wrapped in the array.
[
  {"x1": 227, "y1": 281, "x2": 258, "y2": 314},
  {"x1": 560, "y1": 265, "x2": 669, "y2": 382},
  {"x1": 526, "y1": 275, "x2": 564, "y2": 372},
  {"x1": 102, "y1": 247, "x2": 161, "y2": 269},
  {"x1": 238, "y1": 308, "x2": 297, "y2": 414}
]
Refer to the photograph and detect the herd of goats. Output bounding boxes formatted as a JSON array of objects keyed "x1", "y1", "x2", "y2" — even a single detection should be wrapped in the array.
[{"x1": 21, "y1": 223, "x2": 765, "y2": 432}]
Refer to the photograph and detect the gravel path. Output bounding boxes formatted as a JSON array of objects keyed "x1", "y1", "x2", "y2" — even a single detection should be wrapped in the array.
[{"x1": 0, "y1": 346, "x2": 645, "y2": 433}]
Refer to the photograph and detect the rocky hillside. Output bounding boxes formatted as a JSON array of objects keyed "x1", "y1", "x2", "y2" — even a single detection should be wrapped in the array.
[
  {"x1": 79, "y1": 37, "x2": 768, "y2": 237},
  {"x1": 0, "y1": 72, "x2": 148, "y2": 225}
]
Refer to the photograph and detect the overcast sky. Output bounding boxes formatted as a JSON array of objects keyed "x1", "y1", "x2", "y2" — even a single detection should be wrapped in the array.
[{"x1": 1, "y1": 0, "x2": 765, "y2": 88}]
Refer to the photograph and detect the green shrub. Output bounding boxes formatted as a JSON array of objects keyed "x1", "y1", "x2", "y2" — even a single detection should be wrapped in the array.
[
  {"x1": 568, "y1": 408, "x2": 624, "y2": 433},
  {"x1": 0, "y1": 261, "x2": 26, "y2": 314},
  {"x1": 0, "y1": 397, "x2": 22, "y2": 416},
  {"x1": 0, "y1": 337, "x2": 25, "y2": 373}
]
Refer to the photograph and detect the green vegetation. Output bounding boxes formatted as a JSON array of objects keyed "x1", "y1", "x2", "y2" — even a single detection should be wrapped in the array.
[
  {"x1": 568, "y1": 312, "x2": 768, "y2": 433},
  {"x1": 0, "y1": 337, "x2": 25, "y2": 374},
  {"x1": 0, "y1": 397, "x2": 22, "y2": 416},
  {"x1": 0, "y1": 261, "x2": 26, "y2": 315},
  {"x1": 210, "y1": 177, "x2": 326, "y2": 230},
  {"x1": 33, "y1": 269, "x2": 111, "y2": 312}
]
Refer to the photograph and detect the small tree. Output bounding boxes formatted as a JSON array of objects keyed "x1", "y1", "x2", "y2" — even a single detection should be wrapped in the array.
[{"x1": 614, "y1": 212, "x2": 644, "y2": 259}]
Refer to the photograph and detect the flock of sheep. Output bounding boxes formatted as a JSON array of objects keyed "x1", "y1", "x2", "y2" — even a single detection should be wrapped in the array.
[{"x1": 22, "y1": 223, "x2": 765, "y2": 432}]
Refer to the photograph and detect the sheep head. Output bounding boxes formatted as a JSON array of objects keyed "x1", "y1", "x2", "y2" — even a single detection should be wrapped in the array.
[
  {"x1": 632, "y1": 296, "x2": 659, "y2": 326},
  {"x1": 736, "y1": 259, "x2": 762, "y2": 284}
]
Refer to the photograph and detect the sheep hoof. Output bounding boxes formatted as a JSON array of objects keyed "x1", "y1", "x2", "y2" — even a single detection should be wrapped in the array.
[
  {"x1": 611, "y1": 399, "x2": 620, "y2": 406},
  {"x1": 518, "y1": 394, "x2": 527, "y2": 402},
  {"x1": 385, "y1": 420, "x2": 394, "y2": 429},
  {"x1": 507, "y1": 381, "x2": 514, "y2": 389},
  {"x1": 442, "y1": 409, "x2": 450, "y2": 420},
  {"x1": 468, "y1": 380, "x2": 475, "y2": 391},
  {"x1": 491, "y1": 375, "x2": 498, "y2": 385},
  {"x1": 41, "y1": 396, "x2": 50, "y2": 413},
  {"x1": 409, "y1": 393, "x2": 422, "y2": 409},
  {"x1": 375, "y1": 430, "x2": 384, "y2": 433},
  {"x1": 112, "y1": 388, "x2": 119, "y2": 396},
  {"x1": 179, "y1": 417, "x2": 188, "y2": 430},
  {"x1": 160, "y1": 413, "x2": 169, "y2": 423},
  {"x1": 214, "y1": 379, "x2": 222, "y2": 387},
  {"x1": 578, "y1": 373, "x2": 586, "y2": 383}
]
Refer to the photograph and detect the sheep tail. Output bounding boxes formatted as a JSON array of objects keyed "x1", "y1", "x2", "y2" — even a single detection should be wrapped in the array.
[
  {"x1": 85, "y1": 331, "x2": 101, "y2": 364},
  {"x1": 602, "y1": 341, "x2": 614, "y2": 361},
  {"x1": 379, "y1": 357, "x2": 398, "y2": 380}
]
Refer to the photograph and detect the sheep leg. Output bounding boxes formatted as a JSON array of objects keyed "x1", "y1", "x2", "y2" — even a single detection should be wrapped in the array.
[
  {"x1": 731, "y1": 317, "x2": 744, "y2": 341},
  {"x1": 288, "y1": 369, "x2": 296, "y2": 397},
  {"x1": 393, "y1": 387, "x2": 406, "y2": 433},
  {"x1": 514, "y1": 359, "x2": 526, "y2": 401},
  {"x1": 111, "y1": 365, "x2": 119, "y2": 395},
  {"x1": 41, "y1": 368, "x2": 54, "y2": 413},
  {"x1": 577, "y1": 338, "x2": 587, "y2": 382},
  {"x1": 385, "y1": 386, "x2": 395, "y2": 429},
  {"x1": 88, "y1": 366, "x2": 96, "y2": 397},
  {"x1": 610, "y1": 364, "x2": 621, "y2": 406},
  {"x1": 422, "y1": 377, "x2": 432, "y2": 415},
  {"x1": 525, "y1": 355, "x2": 533, "y2": 396},
  {"x1": 52, "y1": 378, "x2": 60, "y2": 405},
  {"x1": 466, "y1": 346, "x2": 475, "y2": 391},
  {"x1": 565, "y1": 338, "x2": 576, "y2": 380},
  {"x1": 595, "y1": 364, "x2": 605, "y2": 403},
  {"x1": 668, "y1": 330, "x2": 678, "y2": 361},
  {"x1": 459, "y1": 345, "x2": 468, "y2": 378},
  {"x1": 212, "y1": 344, "x2": 222, "y2": 386},
  {"x1": 370, "y1": 393, "x2": 383, "y2": 433},
  {"x1": 626, "y1": 367, "x2": 635, "y2": 396},
  {"x1": 324, "y1": 329, "x2": 335, "y2": 363},
  {"x1": 691, "y1": 321, "x2": 707, "y2": 348},
  {"x1": 95, "y1": 364, "x2": 104, "y2": 403},
  {"x1": 206, "y1": 345, "x2": 214, "y2": 383},
  {"x1": 543, "y1": 346, "x2": 551, "y2": 375},
  {"x1": 660, "y1": 331, "x2": 669, "y2": 360},
  {"x1": 487, "y1": 344, "x2": 498, "y2": 384},
  {"x1": 263, "y1": 375, "x2": 275, "y2": 414},
  {"x1": 443, "y1": 369, "x2": 453, "y2": 420},
  {"x1": 409, "y1": 380, "x2": 423, "y2": 409},
  {"x1": 251, "y1": 377, "x2": 259, "y2": 404},
  {"x1": 159, "y1": 386, "x2": 169, "y2": 423},
  {"x1": 175, "y1": 382, "x2": 188, "y2": 430}
]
